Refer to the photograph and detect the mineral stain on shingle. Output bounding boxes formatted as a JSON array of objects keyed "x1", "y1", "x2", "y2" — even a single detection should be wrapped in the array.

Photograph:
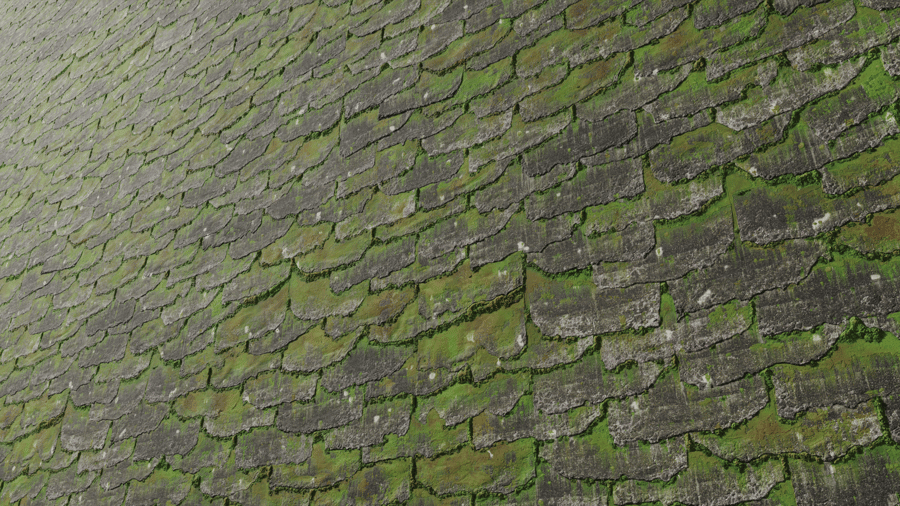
[{"x1": 0, "y1": 0, "x2": 899, "y2": 504}]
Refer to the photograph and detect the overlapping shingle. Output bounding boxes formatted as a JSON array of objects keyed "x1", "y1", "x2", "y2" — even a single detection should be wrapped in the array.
[{"x1": 0, "y1": 0, "x2": 898, "y2": 502}]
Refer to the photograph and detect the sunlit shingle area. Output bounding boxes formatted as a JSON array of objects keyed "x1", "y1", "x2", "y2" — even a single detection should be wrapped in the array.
[{"x1": 1, "y1": 0, "x2": 900, "y2": 504}]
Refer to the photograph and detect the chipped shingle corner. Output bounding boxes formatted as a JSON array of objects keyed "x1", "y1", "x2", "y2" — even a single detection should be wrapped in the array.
[{"x1": 1, "y1": 0, "x2": 900, "y2": 504}]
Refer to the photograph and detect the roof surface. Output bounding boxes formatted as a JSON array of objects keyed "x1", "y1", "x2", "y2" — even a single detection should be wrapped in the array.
[{"x1": 1, "y1": 0, "x2": 900, "y2": 504}]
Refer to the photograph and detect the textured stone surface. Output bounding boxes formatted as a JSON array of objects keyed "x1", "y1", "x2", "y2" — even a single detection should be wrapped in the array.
[
  {"x1": 608, "y1": 371, "x2": 769, "y2": 444},
  {"x1": 0, "y1": 0, "x2": 896, "y2": 502}
]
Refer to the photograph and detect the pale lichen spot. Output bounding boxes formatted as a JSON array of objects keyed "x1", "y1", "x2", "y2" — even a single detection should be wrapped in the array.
[
  {"x1": 811, "y1": 212, "x2": 832, "y2": 231},
  {"x1": 697, "y1": 289, "x2": 713, "y2": 305}
]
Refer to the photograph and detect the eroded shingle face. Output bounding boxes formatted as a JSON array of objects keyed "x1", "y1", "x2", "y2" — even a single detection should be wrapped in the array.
[{"x1": 1, "y1": 0, "x2": 900, "y2": 503}]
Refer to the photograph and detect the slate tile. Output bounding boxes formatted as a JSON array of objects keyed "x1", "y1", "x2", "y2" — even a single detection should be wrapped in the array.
[
  {"x1": 417, "y1": 203, "x2": 516, "y2": 260},
  {"x1": 488, "y1": 462, "x2": 609, "y2": 506},
  {"x1": 607, "y1": 371, "x2": 768, "y2": 444},
  {"x1": 391, "y1": 20, "x2": 463, "y2": 69},
  {"x1": 718, "y1": 56, "x2": 865, "y2": 132},
  {"x1": 694, "y1": 0, "x2": 763, "y2": 28},
  {"x1": 90, "y1": 370, "x2": 148, "y2": 420},
  {"x1": 424, "y1": 56, "x2": 515, "y2": 115},
  {"x1": 418, "y1": 440, "x2": 534, "y2": 496},
  {"x1": 533, "y1": 349, "x2": 664, "y2": 414},
  {"x1": 649, "y1": 113, "x2": 790, "y2": 182},
  {"x1": 578, "y1": 64, "x2": 691, "y2": 124},
  {"x1": 320, "y1": 338, "x2": 413, "y2": 392},
  {"x1": 290, "y1": 275, "x2": 367, "y2": 321},
  {"x1": 266, "y1": 179, "x2": 334, "y2": 220},
  {"x1": 71, "y1": 482, "x2": 127, "y2": 506},
  {"x1": 45, "y1": 462, "x2": 97, "y2": 500},
  {"x1": 834, "y1": 207, "x2": 900, "y2": 255},
  {"x1": 772, "y1": 336, "x2": 900, "y2": 418},
  {"x1": 825, "y1": 112, "x2": 900, "y2": 189},
  {"x1": 736, "y1": 121, "x2": 832, "y2": 180},
  {"x1": 234, "y1": 427, "x2": 312, "y2": 469},
  {"x1": 340, "y1": 109, "x2": 413, "y2": 157},
  {"x1": 346, "y1": 65, "x2": 419, "y2": 118},
  {"x1": 471, "y1": 210, "x2": 575, "y2": 267},
  {"x1": 330, "y1": 236, "x2": 417, "y2": 293},
  {"x1": 336, "y1": 191, "x2": 416, "y2": 240},
  {"x1": 528, "y1": 267, "x2": 660, "y2": 337},
  {"x1": 270, "y1": 442, "x2": 359, "y2": 491},
  {"x1": 378, "y1": 150, "x2": 462, "y2": 198},
  {"x1": 416, "y1": 255, "x2": 523, "y2": 320},
  {"x1": 337, "y1": 142, "x2": 417, "y2": 199},
  {"x1": 47, "y1": 359, "x2": 94, "y2": 397},
  {"x1": 790, "y1": 447, "x2": 900, "y2": 506},
  {"x1": 172, "y1": 203, "x2": 234, "y2": 249},
  {"x1": 370, "y1": 247, "x2": 466, "y2": 292},
  {"x1": 416, "y1": 302, "x2": 525, "y2": 373},
  {"x1": 277, "y1": 385, "x2": 364, "y2": 434},
  {"x1": 221, "y1": 260, "x2": 289, "y2": 304},
  {"x1": 229, "y1": 478, "x2": 312, "y2": 506},
  {"x1": 602, "y1": 297, "x2": 752, "y2": 371},
  {"x1": 529, "y1": 222, "x2": 656, "y2": 274},
  {"x1": 527, "y1": 157, "x2": 644, "y2": 220},
  {"x1": 423, "y1": 110, "x2": 512, "y2": 156},
  {"x1": 613, "y1": 452, "x2": 783, "y2": 506},
  {"x1": 71, "y1": 377, "x2": 119, "y2": 407},
  {"x1": 217, "y1": 283, "x2": 288, "y2": 351},
  {"x1": 177, "y1": 388, "x2": 275, "y2": 437},
  {"x1": 521, "y1": 111, "x2": 637, "y2": 177},
  {"x1": 167, "y1": 244, "x2": 228, "y2": 288},
  {"x1": 733, "y1": 172, "x2": 900, "y2": 245},
  {"x1": 243, "y1": 370, "x2": 317, "y2": 409},
  {"x1": 379, "y1": 68, "x2": 461, "y2": 121},
  {"x1": 788, "y1": 6, "x2": 900, "y2": 71},
  {"x1": 0, "y1": 470, "x2": 47, "y2": 504},
  {"x1": 757, "y1": 255, "x2": 900, "y2": 335},
  {"x1": 823, "y1": 129, "x2": 900, "y2": 194},
  {"x1": 315, "y1": 458, "x2": 411, "y2": 505},
  {"x1": 0, "y1": 423, "x2": 58, "y2": 481},
  {"x1": 473, "y1": 394, "x2": 601, "y2": 449},
  {"x1": 706, "y1": 0, "x2": 856, "y2": 80},
  {"x1": 564, "y1": 0, "x2": 634, "y2": 28},
  {"x1": 78, "y1": 437, "x2": 135, "y2": 474},
  {"x1": 669, "y1": 239, "x2": 826, "y2": 314},
  {"x1": 527, "y1": 57, "x2": 622, "y2": 122},
  {"x1": 327, "y1": 396, "x2": 412, "y2": 450},
  {"x1": 636, "y1": 6, "x2": 766, "y2": 77},
  {"x1": 302, "y1": 145, "x2": 376, "y2": 194},
  {"x1": 696, "y1": 398, "x2": 882, "y2": 462},
  {"x1": 97, "y1": 456, "x2": 161, "y2": 493},
  {"x1": 60, "y1": 403, "x2": 110, "y2": 451},
  {"x1": 143, "y1": 355, "x2": 207, "y2": 404},
  {"x1": 687, "y1": 320, "x2": 840, "y2": 386},
  {"x1": 417, "y1": 371, "x2": 529, "y2": 426},
  {"x1": 882, "y1": 41, "x2": 900, "y2": 76},
  {"x1": 376, "y1": 108, "x2": 463, "y2": 151},
  {"x1": 123, "y1": 468, "x2": 193, "y2": 506},
  {"x1": 542, "y1": 417, "x2": 687, "y2": 482},
  {"x1": 594, "y1": 205, "x2": 732, "y2": 287}
]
